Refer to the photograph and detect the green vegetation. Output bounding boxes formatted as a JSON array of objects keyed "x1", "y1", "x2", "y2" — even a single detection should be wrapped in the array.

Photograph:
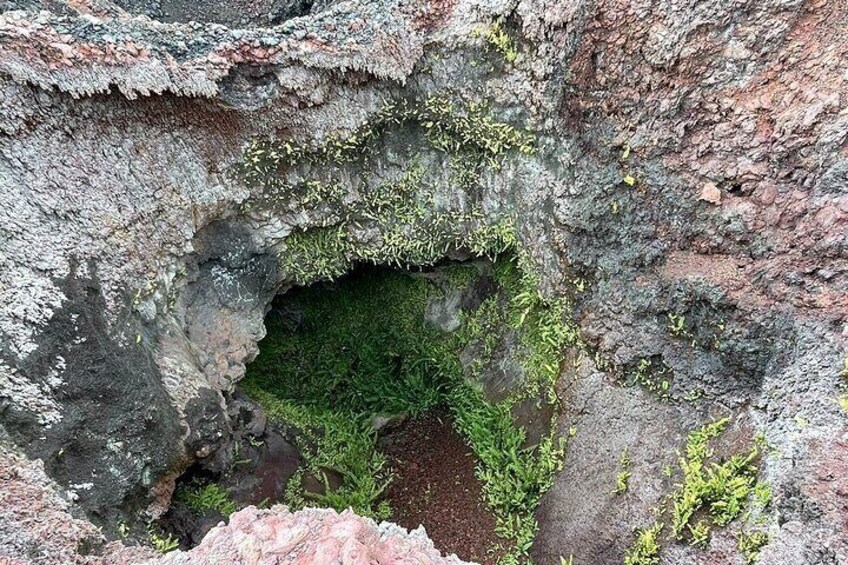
[
  {"x1": 688, "y1": 520, "x2": 710, "y2": 548},
  {"x1": 238, "y1": 97, "x2": 537, "y2": 317},
  {"x1": 624, "y1": 523, "x2": 662, "y2": 565},
  {"x1": 237, "y1": 94, "x2": 536, "y2": 280},
  {"x1": 626, "y1": 357, "x2": 672, "y2": 400},
  {"x1": 664, "y1": 311, "x2": 727, "y2": 352},
  {"x1": 613, "y1": 448, "x2": 632, "y2": 495},
  {"x1": 669, "y1": 418, "x2": 761, "y2": 538},
  {"x1": 624, "y1": 418, "x2": 769, "y2": 563},
  {"x1": 473, "y1": 19, "x2": 518, "y2": 63},
  {"x1": 839, "y1": 395, "x2": 848, "y2": 415},
  {"x1": 148, "y1": 528, "x2": 179, "y2": 553},
  {"x1": 279, "y1": 226, "x2": 350, "y2": 285},
  {"x1": 242, "y1": 95, "x2": 533, "y2": 188},
  {"x1": 238, "y1": 90, "x2": 567, "y2": 563},
  {"x1": 666, "y1": 313, "x2": 693, "y2": 341},
  {"x1": 738, "y1": 530, "x2": 770, "y2": 563},
  {"x1": 242, "y1": 270, "x2": 442, "y2": 520},
  {"x1": 174, "y1": 480, "x2": 237, "y2": 517},
  {"x1": 242, "y1": 249, "x2": 576, "y2": 563}
]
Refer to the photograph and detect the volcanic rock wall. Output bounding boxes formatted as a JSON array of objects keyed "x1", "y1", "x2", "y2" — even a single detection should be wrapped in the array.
[{"x1": 0, "y1": 0, "x2": 846, "y2": 563}]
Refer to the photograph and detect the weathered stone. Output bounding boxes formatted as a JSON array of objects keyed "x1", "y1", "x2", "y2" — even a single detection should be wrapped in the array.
[
  {"x1": 154, "y1": 505, "x2": 470, "y2": 564},
  {"x1": 0, "y1": 0, "x2": 846, "y2": 563}
]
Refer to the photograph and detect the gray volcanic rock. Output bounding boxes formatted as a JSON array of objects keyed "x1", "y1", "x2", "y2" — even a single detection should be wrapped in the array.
[
  {"x1": 0, "y1": 0, "x2": 846, "y2": 563},
  {"x1": 0, "y1": 433, "x2": 158, "y2": 564}
]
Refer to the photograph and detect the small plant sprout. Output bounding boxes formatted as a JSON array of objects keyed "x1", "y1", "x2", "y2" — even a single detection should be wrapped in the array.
[
  {"x1": 148, "y1": 528, "x2": 179, "y2": 553},
  {"x1": 627, "y1": 357, "x2": 673, "y2": 400},
  {"x1": 615, "y1": 470, "x2": 632, "y2": 495},
  {"x1": 838, "y1": 395, "x2": 848, "y2": 415},
  {"x1": 683, "y1": 388, "x2": 705, "y2": 402},
  {"x1": 839, "y1": 356, "x2": 848, "y2": 412},
  {"x1": 753, "y1": 482, "x2": 772, "y2": 509},
  {"x1": 667, "y1": 313, "x2": 687, "y2": 337},
  {"x1": 473, "y1": 19, "x2": 518, "y2": 63},
  {"x1": 688, "y1": 520, "x2": 710, "y2": 548},
  {"x1": 624, "y1": 522, "x2": 663, "y2": 565},
  {"x1": 614, "y1": 448, "x2": 633, "y2": 495},
  {"x1": 738, "y1": 530, "x2": 769, "y2": 563}
]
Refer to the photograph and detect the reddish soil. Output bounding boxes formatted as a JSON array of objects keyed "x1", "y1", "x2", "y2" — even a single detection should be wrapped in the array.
[{"x1": 380, "y1": 409, "x2": 505, "y2": 565}]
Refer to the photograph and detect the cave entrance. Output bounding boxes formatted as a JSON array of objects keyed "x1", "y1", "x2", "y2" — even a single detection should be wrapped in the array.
[
  {"x1": 168, "y1": 254, "x2": 572, "y2": 563},
  {"x1": 245, "y1": 260, "x2": 506, "y2": 564}
]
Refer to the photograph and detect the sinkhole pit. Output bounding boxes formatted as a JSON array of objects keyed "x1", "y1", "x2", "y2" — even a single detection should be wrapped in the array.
[{"x1": 160, "y1": 256, "x2": 572, "y2": 564}]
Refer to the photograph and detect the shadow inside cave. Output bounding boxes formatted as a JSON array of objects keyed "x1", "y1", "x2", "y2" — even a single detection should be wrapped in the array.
[{"x1": 159, "y1": 257, "x2": 566, "y2": 564}]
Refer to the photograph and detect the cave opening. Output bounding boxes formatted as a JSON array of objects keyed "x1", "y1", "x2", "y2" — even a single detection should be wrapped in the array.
[{"x1": 162, "y1": 253, "x2": 574, "y2": 563}]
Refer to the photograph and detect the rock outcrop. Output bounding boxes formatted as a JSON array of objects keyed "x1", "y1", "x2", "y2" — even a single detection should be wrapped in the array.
[
  {"x1": 154, "y1": 505, "x2": 469, "y2": 564},
  {"x1": 1, "y1": 0, "x2": 846, "y2": 563}
]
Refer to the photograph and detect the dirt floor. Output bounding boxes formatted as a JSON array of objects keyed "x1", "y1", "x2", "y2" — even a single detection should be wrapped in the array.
[{"x1": 380, "y1": 409, "x2": 505, "y2": 565}]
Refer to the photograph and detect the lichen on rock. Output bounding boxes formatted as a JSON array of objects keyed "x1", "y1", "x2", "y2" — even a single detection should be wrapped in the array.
[{"x1": 1, "y1": 0, "x2": 847, "y2": 563}]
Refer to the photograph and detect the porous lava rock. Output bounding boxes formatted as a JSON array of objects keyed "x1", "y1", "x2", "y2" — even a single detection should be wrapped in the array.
[
  {"x1": 153, "y1": 505, "x2": 470, "y2": 564},
  {"x1": 1, "y1": 0, "x2": 846, "y2": 563}
]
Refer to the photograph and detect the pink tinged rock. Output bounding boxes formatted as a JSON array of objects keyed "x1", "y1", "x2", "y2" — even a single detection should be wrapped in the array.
[
  {"x1": 50, "y1": 42, "x2": 75, "y2": 59},
  {"x1": 699, "y1": 182, "x2": 722, "y2": 205},
  {"x1": 339, "y1": 536, "x2": 371, "y2": 564},
  {"x1": 814, "y1": 205, "x2": 843, "y2": 229},
  {"x1": 267, "y1": 523, "x2": 309, "y2": 556}
]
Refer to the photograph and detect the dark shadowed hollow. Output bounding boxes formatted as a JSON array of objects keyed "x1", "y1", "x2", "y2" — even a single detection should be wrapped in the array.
[{"x1": 164, "y1": 257, "x2": 571, "y2": 563}]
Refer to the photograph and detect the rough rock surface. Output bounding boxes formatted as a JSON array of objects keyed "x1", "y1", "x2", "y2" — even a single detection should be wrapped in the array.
[
  {"x1": 153, "y1": 505, "x2": 470, "y2": 564},
  {"x1": 0, "y1": 0, "x2": 847, "y2": 563},
  {"x1": 0, "y1": 433, "x2": 157, "y2": 564}
]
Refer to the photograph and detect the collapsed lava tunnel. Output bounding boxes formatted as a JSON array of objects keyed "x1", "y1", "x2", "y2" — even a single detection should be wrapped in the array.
[
  {"x1": 161, "y1": 257, "x2": 566, "y2": 564},
  {"x1": 1, "y1": 0, "x2": 847, "y2": 564}
]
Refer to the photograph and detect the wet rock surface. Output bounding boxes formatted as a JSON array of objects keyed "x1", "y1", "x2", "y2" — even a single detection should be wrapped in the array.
[{"x1": 0, "y1": 0, "x2": 846, "y2": 563}]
